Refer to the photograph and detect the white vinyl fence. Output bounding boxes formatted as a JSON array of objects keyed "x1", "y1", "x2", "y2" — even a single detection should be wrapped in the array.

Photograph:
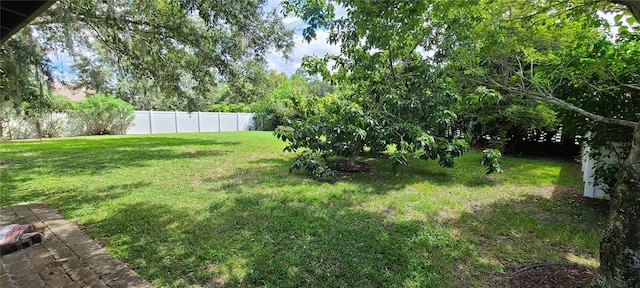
[
  {"x1": 581, "y1": 144, "x2": 624, "y2": 200},
  {"x1": 2, "y1": 111, "x2": 256, "y2": 139},
  {"x1": 127, "y1": 111, "x2": 255, "y2": 134}
]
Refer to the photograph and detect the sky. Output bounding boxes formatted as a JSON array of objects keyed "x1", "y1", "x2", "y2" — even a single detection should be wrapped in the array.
[
  {"x1": 263, "y1": 0, "x2": 343, "y2": 75},
  {"x1": 48, "y1": 0, "x2": 341, "y2": 80}
]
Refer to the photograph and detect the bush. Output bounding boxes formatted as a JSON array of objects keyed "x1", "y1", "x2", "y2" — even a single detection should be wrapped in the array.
[
  {"x1": 208, "y1": 102, "x2": 251, "y2": 113},
  {"x1": 38, "y1": 113, "x2": 67, "y2": 138},
  {"x1": 37, "y1": 95, "x2": 74, "y2": 138},
  {"x1": 251, "y1": 84, "x2": 311, "y2": 131},
  {"x1": 72, "y1": 94, "x2": 134, "y2": 135},
  {"x1": 50, "y1": 95, "x2": 74, "y2": 112}
]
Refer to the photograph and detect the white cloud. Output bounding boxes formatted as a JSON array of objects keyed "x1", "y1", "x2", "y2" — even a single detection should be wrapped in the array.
[
  {"x1": 598, "y1": 10, "x2": 636, "y2": 37},
  {"x1": 264, "y1": 0, "x2": 344, "y2": 75},
  {"x1": 266, "y1": 29, "x2": 341, "y2": 75}
]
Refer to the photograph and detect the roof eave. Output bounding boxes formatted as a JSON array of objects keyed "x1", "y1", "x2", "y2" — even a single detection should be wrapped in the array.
[{"x1": 1, "y1": 1, "x2": 58, "y2": 44}]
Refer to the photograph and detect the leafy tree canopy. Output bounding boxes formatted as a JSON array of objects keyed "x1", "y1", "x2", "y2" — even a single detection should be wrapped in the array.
[
  {"x1": 277, "y1": 0, "x2": 506, "y2": 178},
  {"x1": 26, "y1": 0, "x2": 294, "y2": 111},
  {"x1": 1, "y1": 30, "x2": 53, "y2": 113}
]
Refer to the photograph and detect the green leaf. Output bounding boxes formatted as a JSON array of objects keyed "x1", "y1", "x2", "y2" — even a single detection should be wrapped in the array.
[
  {"x1": 627, "y1": 16, "x2": 637, "y2": 25},
  {"x1": 618, "y1": 25, "x2": 629, "y2": 34},
  {"x1": 614, "y1": 14, "x2": 623, "y2": 23}
]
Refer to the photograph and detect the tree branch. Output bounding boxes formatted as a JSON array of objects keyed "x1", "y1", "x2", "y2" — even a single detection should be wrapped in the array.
[
  {"x1": 509, "y1": 0, "x2": 601, "y2": 22},
  {"x1": 388, "y1": 48, "x2": 397, "y2": 82},
  {"x1": 609, "y1": 70, "x2": 640, "y2": 91},
  {"x1": 486, "y1": 76, "x2": 638, "y2": 128},
  {"x1": 610, "y1": 0, "x2": 640, "y2": 21}
]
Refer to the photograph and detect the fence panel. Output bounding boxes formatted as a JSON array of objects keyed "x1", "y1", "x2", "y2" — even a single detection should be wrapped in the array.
[
  {"x1": 126, "y1": 111, "x2": 254, "y2": 134},
  {"x1": 177, "y1": 112, "x2": 199, "y2": 133},
  {"x1": 219, "y1": 113, "x2": 239, "y2": 132},
  {"x1": 128, "y1": 111, "x2": 152, "y2": 134},
  {"x1": 581, "y1": 144, "x2": 623, "y2": 200},
  {"x1": 152, "y1": 111, "x2": 178, "y2": 133},
  {"x1": 199, "y1": 112, "x2": 220, "y2": 132},
  {"x1": 238, "y1": 113, "x2": 254, "y2": 131}
]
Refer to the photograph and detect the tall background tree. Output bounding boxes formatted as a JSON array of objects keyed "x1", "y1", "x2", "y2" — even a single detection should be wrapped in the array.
[
  {"x1": 284, "y1": 0, "x2": 639, "y2": 286},
  {"x1": 13, "y1": 0, "x2": 294, "y2": 111},
  {"x1": 0, "y1": 29, "x2": 54, "y2": 137}
]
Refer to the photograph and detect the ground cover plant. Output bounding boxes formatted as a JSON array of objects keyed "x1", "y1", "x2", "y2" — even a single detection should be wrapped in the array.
[{"x1": 0, "y1": 132, "x2": 607, "y2": 287}]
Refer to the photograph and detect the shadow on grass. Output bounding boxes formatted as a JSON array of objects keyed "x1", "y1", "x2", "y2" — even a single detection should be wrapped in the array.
[
  {"x1": 442, "y1": 164, "x2": 608, "y2": 285},
  {"x1": 1, "y1": 180, "x2": 152, "y2": 216},
  {"x1": 85, "y1": 175, "x2": 607, "y2": 287},
  {"x1": 249, "y1": 148, "x2": 582, "y2": 190},
  {"x1": 1, "y1": 136, "x2": 238, "y2": 177},
  {"x1": 248, "y1": 154, "x2": 497, "y2": 193},
  {"x1": 0, "y1": 167, "x2": 32, "y2": 203},
  {"x1": 2, "y1": 134, "x2": 607, "y2": 286},
  {"x1": 91, "y1": 194, "x2": 471, "y2": 287}
]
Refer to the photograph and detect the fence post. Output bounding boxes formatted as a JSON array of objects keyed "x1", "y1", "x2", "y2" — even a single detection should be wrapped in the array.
[
  {"x1": 218, "y1": 112, "x2": 221, "y2": 132},
  {"x1": 175, "y1": 111, "x2": 179, "y2": 133},
  {"x1": 197, "y1": 111, "x2": 201, "y2": 132},
  {"x1": 236, "y1": 112, "x2": 240, "y2": 131},
  {"x1": 149, "y1": 110, "x2": 154, "y2": 134}
]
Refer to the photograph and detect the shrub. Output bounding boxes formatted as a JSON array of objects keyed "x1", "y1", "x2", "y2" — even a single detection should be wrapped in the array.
[
  {"x1": 50, "y1": 95, "x2": 74, "y2": 112},
  {"x1": 481, "y1": 149, "x2": 504, "y2": 174},
  {"x1": 72, "y1": 94, "x2": 134, "y2": 135},
  {"x1": 274, "y1": 92, "x2": 480, "y2": 179},
  {"x1": 38, "y1": 113, "x2": 67, "y2": 138},
  {"x1": 208, "y1": 102, "x2": 251, "y2": 113},
  {"x1": 37, "y1": 95, "x2": 74, "y2": 138},
  {"x1": 251, "y1": 84, "x2": 311, "y2": 131}
]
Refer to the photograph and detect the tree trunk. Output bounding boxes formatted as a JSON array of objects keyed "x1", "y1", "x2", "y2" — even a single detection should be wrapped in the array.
[
  {"x1": 591, "y1": 122, "x2": 640, "y2": 288},
  {"x1": 611, "y1": 1, "x2": 640, "y2": 22},
  {"x1": 346, "y1": 140, "x2": 364, "y2": 166}
]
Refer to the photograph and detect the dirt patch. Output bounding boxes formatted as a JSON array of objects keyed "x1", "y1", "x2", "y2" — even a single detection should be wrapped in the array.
[
  {"x1": 338, "y1": 161, "x2": 370, "y2": 172},
  {"x1": 549, "y1": 185, "x2": 609, "y2": 216},
  {"x1": 571, "y1": 194, "x2": 610, "y2": 216},
  {"x1": 509, "y1": 263, "x2": 595, "y2": 288}
]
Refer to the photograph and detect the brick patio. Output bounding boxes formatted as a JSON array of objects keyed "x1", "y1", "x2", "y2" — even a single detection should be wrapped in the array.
[{"x1": 0, "y1": 202, "x2": 154, "y2": 288}]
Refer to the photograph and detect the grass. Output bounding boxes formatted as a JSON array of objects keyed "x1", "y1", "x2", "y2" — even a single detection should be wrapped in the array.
[{"x1": 0, "y1": 132, "x2": 607, "y2": 287}]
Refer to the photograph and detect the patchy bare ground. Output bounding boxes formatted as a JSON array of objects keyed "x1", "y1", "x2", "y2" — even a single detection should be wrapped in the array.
[
  {"x1": 509, "y1": 263, "x2": 595, "y2": 288},
  {"x1": 570, "y1": 194, "x2": 610, "y2": 216},
  {"x1": 338, "y1": 160, "x2": 371, "y2": 172}
]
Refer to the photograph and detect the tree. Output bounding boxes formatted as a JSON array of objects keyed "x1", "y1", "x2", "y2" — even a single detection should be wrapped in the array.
[
  {"x1": 434, "y1": 2, "x2": 638, "y2": 286},
  {"x1": 277, "y1": 1, "x2": 503, "y2": 179},
  {"x1": 29, "y1": 0, "x2": 294, "y2": 111},
  {"x1": 540, "y1": 36, "x2": 640, "y2": 194},
  {"x1": 0, "y1": 29, "x2": 54, "y2": 137},
  {"x1": 284, "y1": 0, "x2": 639, "y2": 286}
]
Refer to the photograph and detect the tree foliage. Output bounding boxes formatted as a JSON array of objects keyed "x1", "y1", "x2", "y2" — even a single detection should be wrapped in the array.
[
  {"x1": 0, "y1": 30, "x2": 53, "y2": 115},
  {"x1": 0, "y1": 29, "x2": 57, "y2": 138},
  {"x1": 286, "y1": 0, "x2": 639, "y2": 286},
  {"x1": 253, "y1": 73, "x2": 311, "y2": 128},
  {"x1": 278, "y1": 1, "x2": 488, "y2": 178},
  {"x1": 29, "y1": 0, "x2": 294, "y2": 111}
]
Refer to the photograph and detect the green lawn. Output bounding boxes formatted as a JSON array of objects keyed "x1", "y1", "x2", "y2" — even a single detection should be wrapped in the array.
[{"x1": 1, "y1": 132, "x2": 607, "y2": 287}]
